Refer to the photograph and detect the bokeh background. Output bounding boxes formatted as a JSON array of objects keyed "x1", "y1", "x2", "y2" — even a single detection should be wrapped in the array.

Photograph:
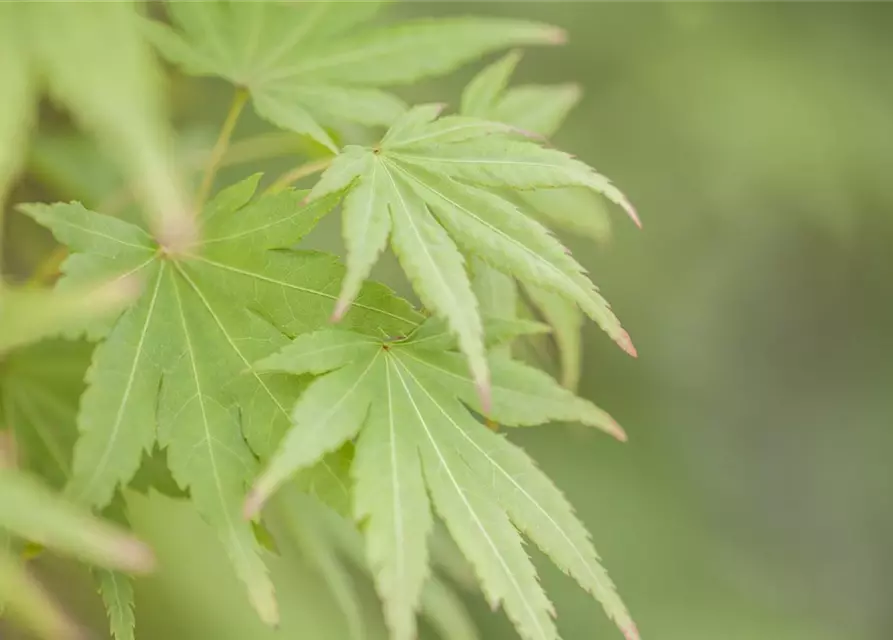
[{"x1": 5, "y1": 2, "x2": 892, "y2": 639}]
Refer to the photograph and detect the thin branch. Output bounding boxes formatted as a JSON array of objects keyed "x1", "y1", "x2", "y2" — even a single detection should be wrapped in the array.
[
  {"x1": 264, "y1": 158, "x2": 332, "y2": 196},
  {"x1": 195, "y1": 87, "x2": 250, "y2": 212}
]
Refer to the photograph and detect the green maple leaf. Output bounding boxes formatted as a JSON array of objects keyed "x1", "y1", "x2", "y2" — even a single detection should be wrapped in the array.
[
  {"x1": 305, "y1": 104, "x2": 637, "y2": 400},
  {"x1": 142, "y1": 0, "x2": 565, "y2": 152},
  {"x1": 245, "y1": 321, "x2": 638, "y2": 640},
  {"x1": 459, "y1": 51, "x2": 643, "y2": 391},
  {"x1": 19, "y1": 175, "x2": 420, "y2": 627}
]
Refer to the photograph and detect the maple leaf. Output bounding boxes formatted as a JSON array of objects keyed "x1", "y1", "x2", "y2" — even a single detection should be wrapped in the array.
[
  {"x1": 459, "y1": 51, "x2": 642, "y2": 390},
  {"x1": 142, "y1": 0, "x2": 565, "y2": 152},
  {"x1": 305, "y1": 103, "x2": 637, "y2": 401},
  {"x1": 245, "y1": 321, "x2": 638, "y2": 640},
  {"x1": 19, "y1": 175, "x2": 420, "y2": 627}
]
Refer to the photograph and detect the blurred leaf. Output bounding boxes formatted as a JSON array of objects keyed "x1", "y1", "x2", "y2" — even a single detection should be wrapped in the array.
[
  {"x1": 0, "y1": 467, "x2": 153, "y2": 573},
  {"x1": 97, "y1": 568, "x2": 136, "y2": 640},
  {"x1": 0, "y1": 546, "x2": 78, "y2": 640},
  {"x1": 143, "y1": 1, "x2": 563, "y2": 150},
  {"x1": 28, "y1": 1, "x2": 194, "y2": 249},
  {"x1": 0, "y1": 279, "x2": 139, "y2": 355},
  {"x1": 0, "y1": 7, "x2": 35, "y2": 208},
  {"x1": 0, "y1": 340, "x2": 91, "y2": 489}
]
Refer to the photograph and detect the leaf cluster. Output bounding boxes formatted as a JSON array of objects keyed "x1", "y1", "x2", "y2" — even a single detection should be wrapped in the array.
[{"x1": 0, "y1": 3, "x2": 643, "y2": 640}]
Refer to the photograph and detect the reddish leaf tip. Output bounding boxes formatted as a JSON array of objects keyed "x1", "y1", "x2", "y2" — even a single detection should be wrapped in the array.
[
  {"x1": 547, "y1": 26, "x2": 568, "y2": 45},
  {"x1": 620, "y1": 195, "x2": 642, "y2": 229},
  {"x1": 475, "y1": 376, "x2": 492, "y2": 415},
  {"x1": 243, "y1": 488, "x2": 264, "y2": 521},
  {"x1": 608, "y1": 419, "x2": 629, "y2": 443},
  {"x1": 330, "y1": 298, "x2": 350, "y2": 323},
  {"x1": 112, "y1": 536, "x2": 156, "y2": 574},
  {"x1": 622, "y1": 623, "x2": 641, "y2": 640},
  {"x1": 615, "y1": 329, "x2": 638, "y2": 358}
]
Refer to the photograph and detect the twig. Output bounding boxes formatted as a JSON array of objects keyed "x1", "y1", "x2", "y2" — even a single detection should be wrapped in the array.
[
  {"x1": 264, "y1": 158, "x2": 332, "y2": 195},
  {"x1": 195, "y1": 87, "x2": 249, "y2": 212}
]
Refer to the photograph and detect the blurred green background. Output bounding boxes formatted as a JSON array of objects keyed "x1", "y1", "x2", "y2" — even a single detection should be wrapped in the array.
[{"x1": 6, "y1": 2, "x2": 893, "y2": 639}]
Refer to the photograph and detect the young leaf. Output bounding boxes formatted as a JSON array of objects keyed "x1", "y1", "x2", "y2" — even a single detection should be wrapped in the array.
[
  {"x1": 143, "y1": 1, "x2": 564, "y2": 149},
  {"x1": 307, "y1": 107, "x2": 637, "y2": 379},
  {"x1": 21, "y1": 176, "x2": 419, "y2": 626},
  {"x1": 249, "y1": 323, "x2": 637, "y2": 640},
  {"x1": 97, "y1": 569, "x2": 136, "y2": 640}
]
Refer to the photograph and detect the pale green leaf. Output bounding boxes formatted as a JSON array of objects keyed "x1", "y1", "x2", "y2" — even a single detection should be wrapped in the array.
[
  {"x1": 517, "y1": 188, "x2": 613, "y2": 244},
  {"x1": 395, "y1": 164, "x2": 628, "y2": 348},
  {"x1": 524, "y1": 284, "x2": 583, "y2": 390},
  {"x1": 471, "y1": 258, "x2": 520, "y2": 358},
  {"x1": 22, "y1": 176, "x2": 420, "y2": 626},
  {"x1": 416, "y1": 387, "x2": 638, "y2": 638},
  {"x1": 420, "y1": 576, "x2": 481, "y2": 640},
  {"x1": 492, "y1": 84, "x2": 582, "y2": 139},
  {"x1": 0, "y1": 280, "x2": 139, "y2": 355},
  {"x1": 384, "y1": 166, "x2": 489, "y2": 397},
  {"x1": 310, "y1": 110, "x2": 636, "y2": 364},
  {"x1": 255, "y1": 329, "x2": 381, "y2": 376},
  {"x1": 97, "y1": 569, "x2": 136, "y2": 640},
  {"x1": 252, "y1": 329, "x2": 638, "y2": 640},
  {"x1": 401, "y1": 349, "x2": 627, "y2": 441},
  {"x1": 461, "y1": 50, "x2": 523, "y2": 119},
  {"x1": 144, "y1": 2, "x2": 563, "y2": 145},
  {"x1": 246, "y1": 356, "x2": 380, "y2": 515},
  {"x1": 335, "y1": 158, "x2": 393, "y2": 318},
  {"x1": 390, "y1": 360, "x2": 558, "y2": 640},
  {"x1": 353, "y1": 358, "x2": 433, "y2": 640},
  {"x1": 0, "y1": 468, "x2": 153, "y2": 572}
]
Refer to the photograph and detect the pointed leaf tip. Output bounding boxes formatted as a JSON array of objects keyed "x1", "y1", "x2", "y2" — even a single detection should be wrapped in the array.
[
  {"x1": 475, "y1": 375, "x2": 492, "y2": 415},
  {"x1": 243, "y1": 488, "x2": 264, "y2": 521},
  {"x1": 330, "y1": 297, "x2": 350, "y2": 323},
  {"x1": 620, "y1": 195, "x2": 642, "y2": 229},
  {"x1": 616, "y1": 329, "x2": 637, "y2": 358},
  {"x1": 607, "y1": 419, "x2": 628, "y2": 443},
  {"x1": 622, "y1": 623, "x2": 641, "y2": 640},
  {"x1": 547, "y1": 27, "x2": 568, "y2": 45}
]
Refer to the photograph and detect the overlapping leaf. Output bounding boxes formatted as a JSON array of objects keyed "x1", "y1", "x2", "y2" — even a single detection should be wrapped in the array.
[
  {"x1": 19, "y1": 175, "x2": 420, "y2": 626},
  {"x1": 246, "y1": 321, "x2": 637, "y2": 640},
  {"x1": 142, "y1": 0, "x2": 564, "y2": 151},
  {"x1": 459, "y1": 51, "x2": 642, "y2": 390},
  {"x1": 306, "y1": 103, "x2": 637, "y2": 400}
]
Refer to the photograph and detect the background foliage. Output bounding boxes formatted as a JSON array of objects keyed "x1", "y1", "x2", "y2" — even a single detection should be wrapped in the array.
[{"x1": 2, "y1": 2, "x2": 891, "y2": 640}]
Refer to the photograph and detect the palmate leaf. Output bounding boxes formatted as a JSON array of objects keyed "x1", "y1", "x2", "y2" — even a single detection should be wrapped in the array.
[
  {"x1": 142, "y1": 0, "x2": 564, "y2": 151},
  {"x1": 20, "y1": 175, "x2": 419, "y2": 626},
  {"x1": 306, "y1": 105, "x2": 637, "y2": 400},
  {"x1": 246, "y1": 321, "x2": 638, "y2": 640},
  {"x1": 459, "y1": 51, "x2": 641, "y2": 390}
]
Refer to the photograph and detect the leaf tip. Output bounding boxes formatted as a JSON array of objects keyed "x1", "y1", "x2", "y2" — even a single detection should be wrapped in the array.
[
  {"x1": 621, "y1": 196, "x2": 642, "y2": 229},
  {"x1": 475, "y1": 375, "x2": 492, "y2": 415},
  {"x1": 622, "y1": 622, "x2": 642, "y2": 640},
  {"x1": 608, "y1": 418, "x2": 628, "y2": 443},
  {"x1": 330, "y1": 297, "x2": 351, "y2": 323},
  {"x1": 111, "y1": 536, "x2": 156, "y2": 575},
  {"x1": 243, "y1": 487, "x2": 265, "y2": 521},
  {"x1": 615, "y1": 329, "x2": 637, "y2": 358},
  {"x1": 547, "y1": 26, "x2": 568, "y2": 45}
]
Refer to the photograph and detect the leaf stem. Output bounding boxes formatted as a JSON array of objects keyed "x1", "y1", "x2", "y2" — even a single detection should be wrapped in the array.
[
  {"x1": 195, "y1": 87, "x2": 250, "y2": 211},
  {"x1": 264, "y1": 158, "x2": 332, "y2": 195}
]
